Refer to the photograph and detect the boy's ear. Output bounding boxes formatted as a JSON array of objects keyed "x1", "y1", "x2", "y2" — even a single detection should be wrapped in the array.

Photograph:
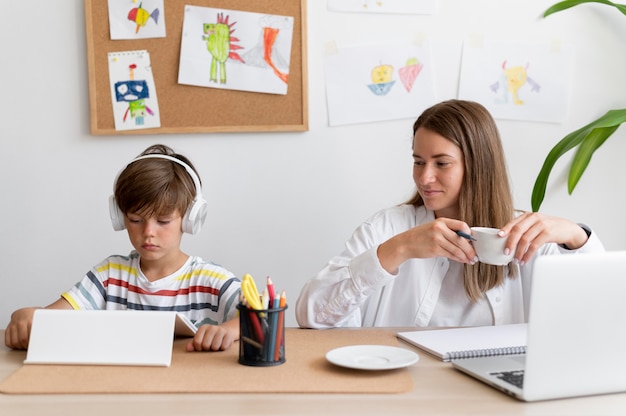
[{"x1": 109, "y1": 195, "x2": 126, "y2": 231}]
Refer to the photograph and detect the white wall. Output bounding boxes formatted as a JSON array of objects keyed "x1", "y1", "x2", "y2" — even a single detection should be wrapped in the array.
[{"x1": 1, "y1": 0, "x2": 625, "y2": 328}]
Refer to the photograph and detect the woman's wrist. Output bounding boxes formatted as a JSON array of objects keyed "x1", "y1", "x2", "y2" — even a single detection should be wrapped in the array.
[
  {"x1": 560, "y1": 224, "x2": 591, "y2": 250},
  {"x1": 377, "y1": 237, "x2": 407, "y2": 274}
]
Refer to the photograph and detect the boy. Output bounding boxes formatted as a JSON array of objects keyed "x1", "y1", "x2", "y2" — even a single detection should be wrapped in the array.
[{"x1": 5, "y1": 144, "x2": 240, "y2": 351}]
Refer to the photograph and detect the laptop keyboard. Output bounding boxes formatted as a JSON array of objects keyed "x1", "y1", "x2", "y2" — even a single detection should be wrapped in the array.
[{"x1": 490, "y1": 370, "x2": 524, "y2": 389}]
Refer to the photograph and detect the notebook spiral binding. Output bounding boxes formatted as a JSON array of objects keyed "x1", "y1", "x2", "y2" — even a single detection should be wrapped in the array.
[{"x1": 448, "y1": 345, "x2": 526, "y2": 360}]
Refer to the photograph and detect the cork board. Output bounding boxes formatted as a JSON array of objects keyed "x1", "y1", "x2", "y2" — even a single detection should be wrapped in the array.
[{"x1": 84, "y1": 0, "x2": 308, "y2": 135}]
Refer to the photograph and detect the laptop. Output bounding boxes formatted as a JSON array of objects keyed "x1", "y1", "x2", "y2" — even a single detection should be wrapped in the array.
[{"x1": 452, "y1": 251, "x2": 626, "y2": 401}]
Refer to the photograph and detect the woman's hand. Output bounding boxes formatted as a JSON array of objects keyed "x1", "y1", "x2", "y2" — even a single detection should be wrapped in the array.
[
  {"x1": 377, "y1": 217, "x2": 477, "y2": 274},
  {"x1": 499, "y1": 212, "x2": 589, "y2": 266}
]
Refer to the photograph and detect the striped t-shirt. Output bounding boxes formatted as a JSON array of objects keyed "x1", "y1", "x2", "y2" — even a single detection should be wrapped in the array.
[{"x1": 62, "y1": 251, "x2": 241, "y2": 327}]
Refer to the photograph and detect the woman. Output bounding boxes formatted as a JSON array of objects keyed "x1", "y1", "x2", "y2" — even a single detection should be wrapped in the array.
[{"x1": 296, "y1": 100, "x2": 604, "y2": 328}]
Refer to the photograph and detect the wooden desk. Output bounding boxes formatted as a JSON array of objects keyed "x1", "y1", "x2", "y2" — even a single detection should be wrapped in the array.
[{"x1": 1, "y1": 328, "x2": 624, "y2": 415}]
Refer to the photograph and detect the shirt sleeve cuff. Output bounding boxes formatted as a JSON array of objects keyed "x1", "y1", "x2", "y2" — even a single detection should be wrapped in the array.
[
  {"x1": 559, "y1": 223, "x2": 592, "y2": 250},
  {"x1": 349, "y1": 246, "x2": 396, "y2": 292}
]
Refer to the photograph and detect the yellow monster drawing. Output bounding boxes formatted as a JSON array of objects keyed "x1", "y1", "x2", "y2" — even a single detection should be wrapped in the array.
[
  {"x1": 503, "y1": 61, "x2": 527, "y2": 105},
  {"x1": 490, "y1": 60, "x2": 541, "y2": 105}
]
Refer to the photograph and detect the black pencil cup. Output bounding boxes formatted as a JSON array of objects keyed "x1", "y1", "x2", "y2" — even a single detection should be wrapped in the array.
[{"x1": 237, "y1": 303, "x2": 287, "y2": 366}]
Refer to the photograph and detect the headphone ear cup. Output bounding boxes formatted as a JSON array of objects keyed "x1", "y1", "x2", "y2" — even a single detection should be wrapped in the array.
[
  {"x1": 109, "y1": 195, "x2": 126, "y2": 231},
  {"x1": 183, "y1": 197, "x2": 208, "y2": 234}
]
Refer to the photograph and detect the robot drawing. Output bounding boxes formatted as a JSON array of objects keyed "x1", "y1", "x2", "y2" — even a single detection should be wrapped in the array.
[{"x1": 114, "y1": 64, "x2": 154, "y2": 126}]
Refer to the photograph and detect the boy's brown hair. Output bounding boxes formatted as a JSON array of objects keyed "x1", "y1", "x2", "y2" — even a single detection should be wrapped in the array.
[{"x1": 114, "y1": 144, "x2": 201, "y2": 220}]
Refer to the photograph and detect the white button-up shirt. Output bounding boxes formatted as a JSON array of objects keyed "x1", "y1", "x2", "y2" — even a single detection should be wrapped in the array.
[{"x1": 295, "y1": 205, "x2": 605, "y2": 328}]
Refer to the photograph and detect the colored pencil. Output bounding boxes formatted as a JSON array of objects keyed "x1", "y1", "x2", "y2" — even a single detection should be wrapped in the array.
[
  {"x1": 267, "y1": 297, "x2": 280, "y2": 361},
  {"x1": 455, "y1": 230, "x2": 477, "y2": 241},
  {"x1": 274, "y1": 290, "x2": 287, "y2": 361}
]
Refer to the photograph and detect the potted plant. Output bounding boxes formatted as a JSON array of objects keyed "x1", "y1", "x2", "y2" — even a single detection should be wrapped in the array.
[{"x1": 531, "y1": 0, "x2": 626, "y2": 211}]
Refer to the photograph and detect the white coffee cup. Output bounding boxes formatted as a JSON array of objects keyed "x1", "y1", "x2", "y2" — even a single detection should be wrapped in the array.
[{"x1": 470, "y1": 227, "x2": 514, "y2": 266}]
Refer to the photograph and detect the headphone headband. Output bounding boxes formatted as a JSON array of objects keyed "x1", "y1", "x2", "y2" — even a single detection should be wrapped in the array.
[
  {"x1": 127, "y1": 154, "x2": 203, "y2": 200},
  {"x1": 109, "y1": 153, "x2": 208, "y2": 234}
]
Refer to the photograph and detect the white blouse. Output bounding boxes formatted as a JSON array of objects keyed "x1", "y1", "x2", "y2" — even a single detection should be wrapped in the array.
[{"x1": 295, "y1": 205, "x2": 605, "y2": 328}]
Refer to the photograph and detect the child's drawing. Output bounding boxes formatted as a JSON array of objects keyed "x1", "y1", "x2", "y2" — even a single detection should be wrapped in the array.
[
  {"x1": 399, "y1": 57, "x2": 423, "y2": 92},
  {"x1": 178, "y1": 6, "x2": 294, "y2": 95},
  {"x1": 203, "y1": 13, "x2": 244, "y2": 84},
  {"x1": 115, "y1": 64, "x2": 154, "y2": 126},
  {"x1": 242, "y1": 15, "x2": 292, "y2": 85},
  {"x1": 128, "y1": 2, "x2": 160, "y2": 34},
  {"x1": 325, "y1": 42, "x2": 436, "y2": 126},
  {"x1": 108, "y1": 50, "x2": 161, "y2": 131},
  {"x1": 108, "y1": 0, "x2": 166, "y2": 40},
  {"x1": 490, "y1": 61, "x2": 541, "y2": 105},
  {"x1": 458, "y1": 39, "x2": 572, "y2": 123},
  {"x1": 366, "y1": 57, "x2": 424, "y2": 97},
  {"x1": 367, "y1": 62, "x2": 395, "y2": 96}
]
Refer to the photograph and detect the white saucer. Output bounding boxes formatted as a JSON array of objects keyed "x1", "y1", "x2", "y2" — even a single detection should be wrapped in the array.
[{"x1": 325, "y1": 345, "x2": 419, "y2": 370}]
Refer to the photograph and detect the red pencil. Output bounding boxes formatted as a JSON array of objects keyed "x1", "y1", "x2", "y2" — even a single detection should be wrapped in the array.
[
  {"x1": 274, "y1": 290, "x2": 287, "y2": 361},
  {"x1": 242, "y1": 295, "x2": 265, "y2": 344},
  {"x1": 266, "y1": 276, "x2": 276, "y2": 307},
  {"x1": 249, "y1": 310, "x2": 265, "y2": 344}
]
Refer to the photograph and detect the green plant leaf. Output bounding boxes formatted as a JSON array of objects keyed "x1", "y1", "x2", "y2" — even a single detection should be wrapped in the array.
[
  {"x1": 531, "y1": 109, "x2": 626, "y2": 211},
  {"x1": 568, "y1": 125, "x2": 619, "y2": 192},
  {"x1": 531, "y1": 126, "x2": 591, "y2": 211},
  {"x1": 544, "y1": 0, "x2": 626, "y2": 17},
  {"x1": 534, "y1": 1, "x2": 626, "y2": 211}
]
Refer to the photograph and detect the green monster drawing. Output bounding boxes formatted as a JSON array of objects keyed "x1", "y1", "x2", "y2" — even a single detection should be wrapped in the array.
[{"x1": 203, "y1": 13, "x2": 244, "y2": 84}]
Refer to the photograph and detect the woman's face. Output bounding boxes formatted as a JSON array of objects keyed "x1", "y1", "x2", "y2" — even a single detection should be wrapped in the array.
[{"x1": 412, "y1": 127, "x2": 465, "y2": 219}]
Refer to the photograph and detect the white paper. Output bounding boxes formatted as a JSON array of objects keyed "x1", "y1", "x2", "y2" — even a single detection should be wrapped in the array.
[
  {"x1": 25, "y1": 310, "x2": 177, "y2": 366},
  {"x1": 327, "y1": 0, "x2": 438, "y2": 15},
  {"x1": 325, "y1": 41, "x2": 437, "y2": 126},
  {"x1": 178, "y1": 5, "x2": 294, "y2": 95},
  {"x1": 458, "y1": 39, "x2": 572, "y2": 123},
  {"x1": 175, "y1": 313, "x2": 198, "y2": 337},
  {"x1": 108, "y1": 50, "x2": 161, "y2": 131},
  {"x1": 108, "y1": 0, "x2": 166, "y2": 40},
  {"x1": 398, "y1": 324, "x2": 527, "y2": 362}
]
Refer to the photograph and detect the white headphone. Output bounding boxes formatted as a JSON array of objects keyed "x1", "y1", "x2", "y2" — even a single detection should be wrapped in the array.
[{"x1": 109, "y1": 154, "x2": 208, "y2": 234}]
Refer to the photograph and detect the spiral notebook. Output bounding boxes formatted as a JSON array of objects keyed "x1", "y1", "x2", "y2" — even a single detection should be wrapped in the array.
[{"x1": 397, "y1": 323, "x2": 527, "y2": 362}]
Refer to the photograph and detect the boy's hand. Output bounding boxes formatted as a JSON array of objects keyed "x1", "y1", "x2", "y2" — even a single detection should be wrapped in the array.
[
  {"x1": 5, "y1": 298, "x2": 73, "y2": 350},
  {"x1": 186, "y1": 319, "x2": 239, "y2": 352},
  {"x1": 5, "y1": 307, "x2": 37, "y2": 350}
]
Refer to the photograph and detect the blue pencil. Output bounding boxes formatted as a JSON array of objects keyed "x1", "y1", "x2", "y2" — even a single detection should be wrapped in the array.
[{"x1": 266, "y1": 297, "x2": 280, "y2": 362}]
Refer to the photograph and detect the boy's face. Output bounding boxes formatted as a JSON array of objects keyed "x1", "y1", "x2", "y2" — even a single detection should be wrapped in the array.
[{"x1": 124, "y1": 210, "x2": 185, "y2": 265}]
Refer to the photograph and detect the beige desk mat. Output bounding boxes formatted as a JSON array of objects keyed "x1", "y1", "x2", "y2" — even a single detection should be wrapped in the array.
[{"x1": 0, "y1": 328, "x2": 413, "y2": 394}]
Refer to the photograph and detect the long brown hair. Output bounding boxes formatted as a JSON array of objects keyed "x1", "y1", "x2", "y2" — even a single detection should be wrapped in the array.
[{"x1": 407, "y1": 100, "x2": 517, "y2": 301}]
